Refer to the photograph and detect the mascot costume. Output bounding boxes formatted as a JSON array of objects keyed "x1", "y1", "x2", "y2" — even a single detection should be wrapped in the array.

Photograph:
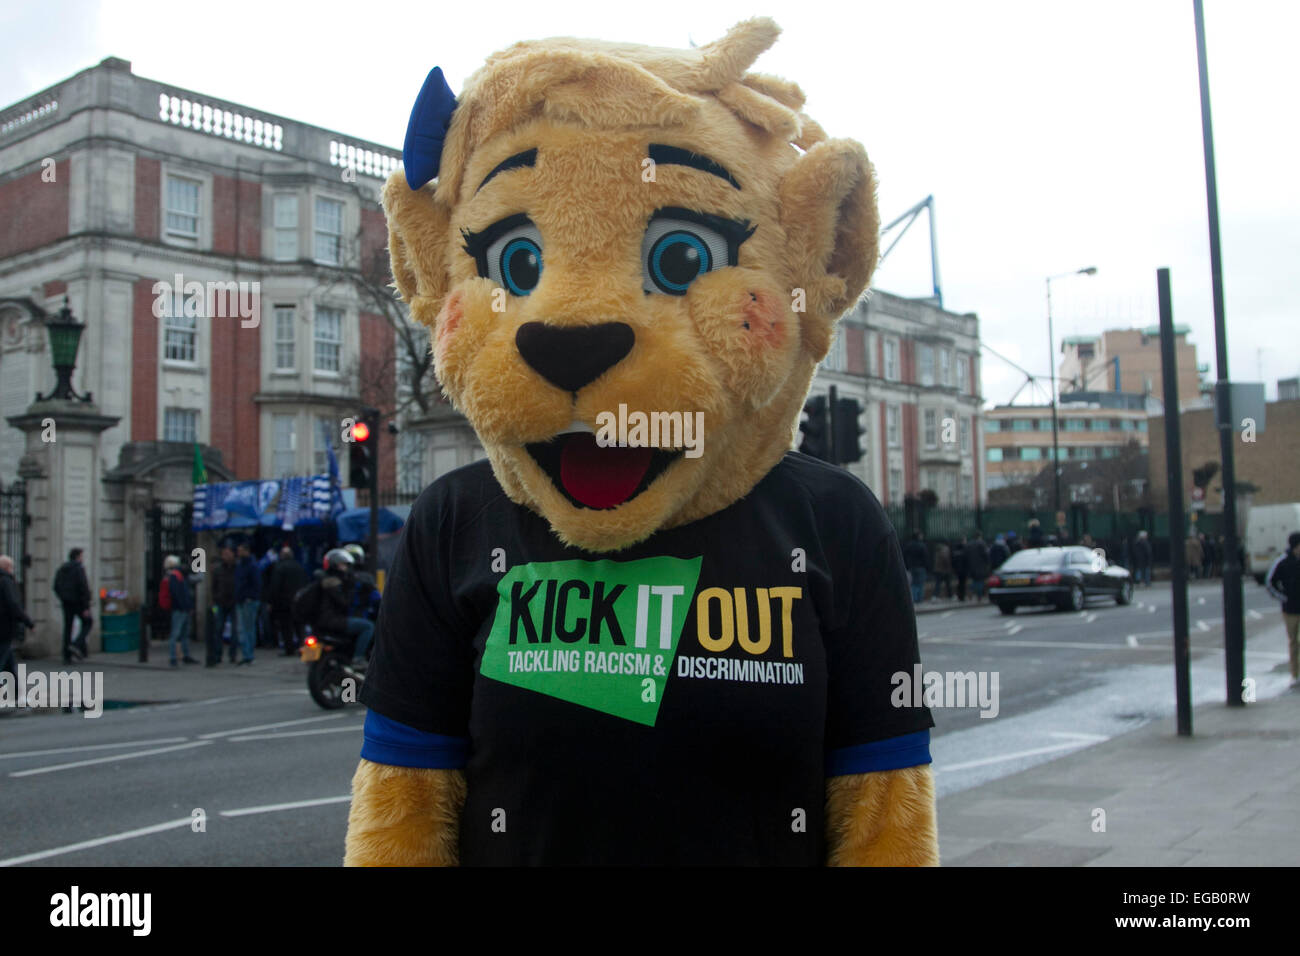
[{"x1": 344, "y1": 17, "x2": 939, "y2": 866}]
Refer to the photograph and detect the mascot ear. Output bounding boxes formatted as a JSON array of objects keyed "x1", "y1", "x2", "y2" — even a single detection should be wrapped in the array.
[
  {"x1": 381, "y1": 173, "x2": 453, "y2": 307},
  {"x1": 779, "y1": 139, "x2": 879, "y2": 352}
]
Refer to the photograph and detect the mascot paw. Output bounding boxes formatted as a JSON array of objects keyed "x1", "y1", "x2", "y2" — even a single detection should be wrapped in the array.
[
  {"x1": 344, "y1": 759, "x2": 466, "y2": 866},
  {"x1": 826, "y1": 765, "x2": 939, "y2": 866}
]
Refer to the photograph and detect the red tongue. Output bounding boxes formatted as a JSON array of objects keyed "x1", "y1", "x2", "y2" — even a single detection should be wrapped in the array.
[{"x1": 559, "y1": 433, "x2": 653, "y2": 509}]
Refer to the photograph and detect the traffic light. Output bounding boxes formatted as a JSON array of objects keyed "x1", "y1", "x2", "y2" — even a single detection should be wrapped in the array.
[
  {"x1": 832, "y1": 397, "x2": 865, "y2": 464},
  {"x1": 348, "y1": 409, "x2": 378, "y2": 488},
  {"x1": 799, "y1": 395, "x2": 831, "y2": 461}
]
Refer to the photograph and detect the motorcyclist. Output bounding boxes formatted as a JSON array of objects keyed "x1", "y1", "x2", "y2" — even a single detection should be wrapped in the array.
[
  {"x1": 315, "y1": 548, "x2": 375, "y2": 667},
  {"x1": 342, "y1": 544, "x2": 382, "y2": 622}
]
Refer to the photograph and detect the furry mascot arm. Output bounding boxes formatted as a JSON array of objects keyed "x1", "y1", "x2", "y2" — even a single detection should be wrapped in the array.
[
  {"x1": 826, "y1": 767, "x2": 939, "y2": 866},
  {"x1": 344, "y1": 761, "x2": 465, "y2": 866}
]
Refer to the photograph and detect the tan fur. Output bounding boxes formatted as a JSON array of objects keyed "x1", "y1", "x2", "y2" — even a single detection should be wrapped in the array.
[
  {"x1": 343, "y1": 760, "x2": 466, "y2": 866},
  {"x1": 825, "y1": 767, "x2": 940, "y2": 866}
]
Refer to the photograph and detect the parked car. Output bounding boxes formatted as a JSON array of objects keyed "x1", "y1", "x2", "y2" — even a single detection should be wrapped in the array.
[{"x1": 987, "y1": 546, "x2": 1133, "y2": 615}]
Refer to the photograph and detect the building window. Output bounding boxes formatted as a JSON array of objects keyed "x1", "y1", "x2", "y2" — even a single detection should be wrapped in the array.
[
  {"x1": 889, "y1": 467, "x2": 904, "y2": 504},
  {"x1": 887, "y1": 404, "x2": 900, "y2": 447},
  {"x1": 314, "y1": 197, "x2": 344, "y2": 264},
  {"x1": 822, "y1": 330, "x2": 846, "y2": 372},
  {"x1": 1136, "y1": 420, "x2": 1148, "y2": 432},
  {"x1": 1021, "y1": 446, "x2": 1042, "y2": 461},
  {"x1": 1075, "y1": 446, "x2": 1096, "y2": 460},
  {"x1": 939, "y1": 348, "x2": 950, "y2": 387},
  {"x1": 984, "y1": 419, "x2": 1001, "y2": 433},
  {"x1": 163, "y1": 407, "x2": 198, "y2": 443},
  {"x1": 274, "y1": 306, "x2": 296, "y2": 371},
  {"x1": 1120, "y1": 419, "x2": 1135, "y2": 431},
  {"x1": 314, "y1": 306, "x2": 342, "y2": 373},
  {"x1": 943, "y1": 407, "x2": 956, "y2": 446},
  {"x1": 883, "y1": 338, "x2": 899, "y2": 381},
  {"x1": 273, "y1": 194, "x2": 298, "y2": 261},
  {"x1": 165, "y1": 175, "x2": 200, "y2": 242},
  {"x1": 960, "y1": 417, "x2": 970, "y2": 454},
  {"x1": 312, "y1": 415, "x2": 336, "y2": 475},
  {"x1": 398, "y1": 429, "x2": 427, "y2": 494},
  {"x1": 1101, "y1": 446, "x2": 1119, "y2": 459},
  {"x1": 1012, "y1": 418, "x2": 1034, "y2": 432},
  {"x1": 987, "y1": 448, "x2": 1004, "y2": 462},
  {"x1": 164, "y1": 299, "x2": 198, "y2": 363},
  {"x1": 956, "y1": 354, "x2": 967, "y2": 392},
  {"x1": 272, "y1": 414, "x2": 296, "y2": 477},
  {"x1": 918, "y1": 344, "x2": 935, "y2": 386},
  {"x1": 1064, "y1": 419, "x2": 1086, "y2": 431},
  {"x1": 923, "y1": 409, "x2": 937, "y2": 448}
]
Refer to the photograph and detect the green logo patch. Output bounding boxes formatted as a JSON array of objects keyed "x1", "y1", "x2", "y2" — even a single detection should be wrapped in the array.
[{"x1": 481, "y1": 555, "x2": 703, "y2": 725}]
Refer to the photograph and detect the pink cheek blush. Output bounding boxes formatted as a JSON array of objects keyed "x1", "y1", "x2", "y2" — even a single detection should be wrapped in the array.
[{"x1": 742, "y1": 290, "x2": 784, "y2": 347}]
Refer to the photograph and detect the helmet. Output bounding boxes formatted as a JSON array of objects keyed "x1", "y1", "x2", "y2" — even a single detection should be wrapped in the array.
[
  {"x1": 343, "y1": 543, "x2": 366, "y2": 564},
  {"x1": 323, "y1": 548, "x2": 355, "y2": 573}
]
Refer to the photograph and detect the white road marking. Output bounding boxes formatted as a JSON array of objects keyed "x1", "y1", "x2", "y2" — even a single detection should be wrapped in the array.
[
  {"x1": 1149, "y1": 606, "x2": 1157, "y2": 613},
  {"x1": 1196, "y1": 620, "x2": 1211, "y2": 632},
  {"x1": 937, "y1": 738, "x2": 1105, "y2": 773},
  {"x1": 228, "y1": 724, "x2": 364, "y2": 742},
  {"x1": 1126, "y1": 635, "x2": 1139, "y2": 647},
  {"x1": 923, "y1": 637, "x2": 1146, "y2": 651},
  {"x1": 0, "y1": 817, "x2": 195, "y2": 867},
  {"x1": 1003, "y1": 622, "x2": 1018, "y2": 631},
  {"x1": 1007, "y1": 625, "x2": 1023, "y2": 635},
  {"x1": 9, "y1": 740, "x2": 213, "y2": 778},
  {"x1": 1197, "y1": 597, "x2": 1207, "y2": 605},
  {"x1": 0, "y1": 737, "x2": 188, "y2": 761},
  {"x1": 220, "y1": 795, "x2": 352, "y2": 817},
  {"x1": 940, "y1": 611, "x2": 953, "y2": 619},
  {"x1": 1248, "y1": 610, "x2": 1264, "y2": 621},
  {"x1": 1085, "y1": 613, "x2": 1098, "y2": 623},
  {"x1": 198, "y1": 713, "x2": 349, "y2": 740},
  {"x1": 1046, "y1": 731, "x2": 1107, "y2": 741}
]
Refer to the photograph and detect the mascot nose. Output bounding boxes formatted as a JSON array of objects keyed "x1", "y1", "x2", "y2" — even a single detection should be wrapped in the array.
[{"x1": 516, "y1": 322, "x2": 635, "y2": 393}]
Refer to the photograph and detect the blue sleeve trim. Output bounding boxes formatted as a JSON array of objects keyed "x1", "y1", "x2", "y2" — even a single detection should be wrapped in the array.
[
  {"x1": 360, "y1": 710, "x2": 469, "y2": 769},
  {"x1": 826, "y1": 729, "x2": 932, "y2": 776}
]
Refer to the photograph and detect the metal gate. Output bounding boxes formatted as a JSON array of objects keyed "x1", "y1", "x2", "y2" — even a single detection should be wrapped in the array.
[
  {"x1": 0, "y1": 480, "x2": 28, "y2": 605},
  {"x1": 144, "y1": 502, "x2": 194, "y2": 644}
]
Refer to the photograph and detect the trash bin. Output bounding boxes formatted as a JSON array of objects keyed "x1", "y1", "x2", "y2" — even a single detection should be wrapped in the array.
[{"x1": 101, "y1": 611, "x2": 140, "y2": 652}]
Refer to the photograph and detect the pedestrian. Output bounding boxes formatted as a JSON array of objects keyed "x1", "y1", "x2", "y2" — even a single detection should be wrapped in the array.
[
  {"x1": 1081, "y1": 533, "x2": 1094, "y2": 550},
  {"x1": 966, "y1": 532, "x2": 991, "y2": 602},
  {"x1": 208, "y1": 546, "x2": 239, "y2": 666},
  {"x1": 902, "y1": 531, "x2": 929, "y2": 605},
  {"x1": 1026, "y1": 519, "x2": 1045, "y2": 549},
  {"x1": 952, "y1": 535, "x2": 968, "y2": 602},
  {"x1": 257, "y1": 545, "x2": 279, "y2": 648},
  {"x1": 1185, "y1": 534, "x2": 1203, "y2": 581},
  {"x1": 989, "y1": 534, "x2": 1010, "y2": 570},
  {"x1": 1132, "y1": 530, "x2": 1153, "y2": 586},
  {"x1": 160, "y1": 555, "x2": 199, "y2": 667},
  {"x1": 1199, "y1": 533, "x2": 1213, "y2": 579},
  {"x1": 1215, "y1": 535, "x2": 1227, "y2": 577},
  {"x1": 234, "y1": 542, "x2": 261, "y2": 665},
  {"x1": 268, "y1": 545, "x2": 309, "y2": 655},
  {"x1": 932, "y1": 540, "x2": 953, "y2": 600},
  {"x1": 1264, "y1": 532, "x2": 1300, "y2": 686},
  {"x1": 0, "y1": 554, "x2": 35, "y2": 698},
  {"x1": 52, "y1": 548, "x2": 93, "y2": 665}
]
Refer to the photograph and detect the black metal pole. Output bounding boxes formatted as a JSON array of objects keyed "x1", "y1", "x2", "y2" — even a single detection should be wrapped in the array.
[
  {"x1": 1046, "y1": 280, "x2": 1061, "y2": 516},
  {"x1": 828, "y1": 384, "x2": 839, "y2": 466},
  {"x1": 1193, "y1": 0, "x2": 1245, "y2": 707},
  {"x1": 1158, "y1": 268, "x2": 1192, "y2": 737}
]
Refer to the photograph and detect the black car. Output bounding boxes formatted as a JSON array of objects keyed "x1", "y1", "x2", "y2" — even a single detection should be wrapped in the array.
[{"x1": 987, "y1": 546, "x2": 1133, "y2": 615}]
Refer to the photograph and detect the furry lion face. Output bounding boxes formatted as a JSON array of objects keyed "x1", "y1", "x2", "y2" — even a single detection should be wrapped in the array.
[{"x1": 384, "y1": 21, "x2": 879, "y2": 552}]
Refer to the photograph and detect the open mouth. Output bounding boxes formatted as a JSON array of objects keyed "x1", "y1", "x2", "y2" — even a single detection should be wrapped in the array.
[{"x1": 526, "y1": 423, "x2": 682, "y2": 510}]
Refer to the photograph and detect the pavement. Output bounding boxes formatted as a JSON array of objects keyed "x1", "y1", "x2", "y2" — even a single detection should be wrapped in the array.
[{"x1": 938, "y1": 684, "x2": 1300, "y2": 866}]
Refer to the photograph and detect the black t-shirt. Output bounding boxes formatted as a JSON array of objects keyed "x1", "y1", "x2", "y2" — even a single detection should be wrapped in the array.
[{"x1": 359, "y1": 452, "x2": 933, "y2": 865}]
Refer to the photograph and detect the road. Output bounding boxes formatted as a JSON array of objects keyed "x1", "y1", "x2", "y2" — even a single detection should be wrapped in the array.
[{"x1": 0, "y1": 578, "x2": 1289, "y2": 865}]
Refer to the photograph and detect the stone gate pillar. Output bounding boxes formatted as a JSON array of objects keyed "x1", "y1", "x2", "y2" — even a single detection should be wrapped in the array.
[{"x1": 7, "y1": 399, "x2": 119, "y2": 658}]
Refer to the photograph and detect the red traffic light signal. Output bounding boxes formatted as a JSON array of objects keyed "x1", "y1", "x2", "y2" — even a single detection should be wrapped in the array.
[{"x1": 352, "y1": 421, "x2": 370, "y2": 443}]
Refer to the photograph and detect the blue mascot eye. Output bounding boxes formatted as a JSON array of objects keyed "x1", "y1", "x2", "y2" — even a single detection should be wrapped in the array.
[
  {"x1": 641, "y1": 214, "x2": 738, "y2": 296},
  {"x1": 499, "y1": 237, "x2": 542, "y2": 295},
  {"x1": 466, "y1": 218, "x2": 544, "y2": 297}
]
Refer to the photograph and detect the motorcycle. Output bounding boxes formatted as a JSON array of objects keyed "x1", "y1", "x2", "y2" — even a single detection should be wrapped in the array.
[{"x1": 300, "y1": 631, "x2": 366, "y2": 710}]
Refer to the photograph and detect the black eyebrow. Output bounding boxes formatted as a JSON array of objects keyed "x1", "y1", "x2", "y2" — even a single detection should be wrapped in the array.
[
  {"x1": 475, "y1": 148, "x2": 538, "y2": 193},
  {"x1": 648, "y1": 144, "x2": 740, "y2": 189}
]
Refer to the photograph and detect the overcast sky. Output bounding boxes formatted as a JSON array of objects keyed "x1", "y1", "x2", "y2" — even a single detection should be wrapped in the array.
[{"x1": 3, "y1": 0, "x2": 1295, "y2": 405}]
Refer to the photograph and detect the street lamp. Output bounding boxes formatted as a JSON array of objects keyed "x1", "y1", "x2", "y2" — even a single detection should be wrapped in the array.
[
  {"x1": 35, "y1": 297, "x2": 93, "y2": 403},
  {"x1": 1046, "y1": 266, "x2": 1097, "y2": 519}
]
